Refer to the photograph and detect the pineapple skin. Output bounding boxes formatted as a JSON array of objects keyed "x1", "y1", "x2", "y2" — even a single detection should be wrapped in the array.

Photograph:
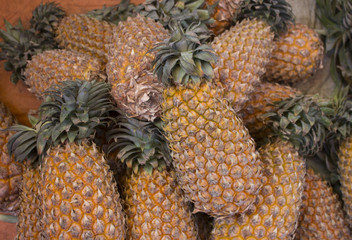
[
  {"x1": 211, "y1": 139, "x2": 305, "y2": 239},
  {"x1": 238, "y1": 82, "x2": 299, "y2": 140},
  {"x1": 40, "y1": 141, "x2": 125, "y2": 239},
  {"x1": 162, "y1": 82, "x2": 263, "y2": 217},
  {"x1": 124, "y1": 169, "x2": 198, "y2": 239},
  {"x1": 24, "y1": 49, "x2": 104, "y2": 98},
  {"x1": 264, "y1": 24, "x2": 324, "y2": 84},
  {"x1": 106, "y1": 15, "x2": 168, "y2": 121},
  {"x1": 16, "y1": 166, "x2": 42, "y2": 240},
  {"x1": 295, "y1": 168, "x2": 351, "y2": 240},
  {"x1": 207, "y1": 0, "x2": 241, "y2": 35},
  {"x1": 212, "y1": 19, "x2": 274, "y2": 112},
  {"x1": 0, "y1": 102, "x2": 22, "y2": 214},
  {"x1": 338, "y1": 136, "x2": 352, "y2": 228},
  {"x1": 55, "y1": 14, "x2": 114, "y2": 63}
]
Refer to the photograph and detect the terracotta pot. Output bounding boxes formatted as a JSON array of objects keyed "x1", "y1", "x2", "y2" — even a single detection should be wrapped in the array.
[{"x1": 0, "y1": 0, "x2": 143, "y2": 126}]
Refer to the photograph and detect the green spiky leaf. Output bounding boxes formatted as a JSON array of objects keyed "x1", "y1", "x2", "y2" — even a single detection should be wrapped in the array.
[
  {"x1": 107, "y1": 115, "x2": 172, "y2": 175},
  {"x1": 151, "y1": 21, "x2": 217, "y2": 86},
  {"x1": 237, "y1": 0, "x2": 295, "y2": 36}
]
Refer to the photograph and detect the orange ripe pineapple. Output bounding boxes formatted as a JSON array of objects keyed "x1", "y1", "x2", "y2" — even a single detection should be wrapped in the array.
[
  {"x1": 265, "y1": 23, "x2": 324, "y2": 84},
  {"x1": 295, "y1": 168, "x2": 351, "y2": 239}
]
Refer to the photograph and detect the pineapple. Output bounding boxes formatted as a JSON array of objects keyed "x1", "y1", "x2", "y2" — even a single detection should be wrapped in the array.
[
  {"x1": 137, "y1": 0, "x2": 239, "y2": 35},
  {"x1": 338, "y1": 136, "x2": 352, "y2": 227},
  {"x1": 136, "y1": 0, "x2": 212, "y2": 30},
  {"x1": 295, "y1": 168, "x2": 351, "y2": 240},
  {"x1": 207, "y1": 0, "x2": 241, "y2": 35},
  {"x1": 238, "y1": 82, "x2": 299, "y2": 140},
  {"x1": 106, "y1": 15, "x2": 169, "y2": 121},
  {"x1": 211, "y1": 139, "x2": 305, "y2": 239},
  {"x1": 0, "y1": 20, "x2": 53, "y2": 84},
  {"x1": 29, "y1": 1, "x2": 66, "y2": 48},
  {"x1": 264, "y1": 95, "x2": 333, "y2": 156},
  {"x1": 55, "y1": 14, "x2": 115, "y2": 63},
  {"x1": 0, "y1": 102, "x2": 22, "y2": 214},
  {"x1": 15, "y1": 164, "x2": 43, "y2": 239},
  {"x1": 24, "y1": 49, "x2": 105, "y2": 98},
  {"x1": 264, "y1": 23, "x2": 324, "y2": 85},
  {"x1": 151, "y1": 22, "x2": 263, "y2": 216},
  {"x1": 0, "y1": 2, "x2": 65, "y2": 84},
  {"x1": 8, "y1": 80, "x2": 126, "y2": 239},
  {"x1": 107, "y1": 116, "x2": 198, "y2": 239},
  {"x1": 211, "y1": 0, "x2": 294, "y2": 112}
]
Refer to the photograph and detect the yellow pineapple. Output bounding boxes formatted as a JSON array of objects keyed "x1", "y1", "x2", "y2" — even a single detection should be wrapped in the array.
[
  {"x1": 55, "y1": 14, "x2": 114, "y2": 63},
  {"x1": 0, "y1": 102, "x2": 22, "y2": 214},
  {"x1": 15, "y1": 164, "x2": 42, "y2": 239},
  {"x1": 295, "y1": 168, "x2": 351, "y2": 240},
  {"x1": 107, "y1": 116, "x2": 198, "y2": 239},
  {"x1": 152, "y1": 22, "x2": 263, "y2": 216},
  {"x1": 211, "y1": 19, "x2": 273, "y2": 112},
  {"x1": 211, "y1": 0, "x2": 294, "y2": 112},
  {"x1": 24, "y1": 49, "x2": 104, "y2": 98},
  {"x1": 106, "y1": 14, "x2": 169, "y2": 121},
  {"x1": 42, "y1": 12, "x2": 168, "y2": 121},
  {"x1": 8, "y1": 80, "x2": 126, "y2": 239},
  {"x1": 264, "y1": 23, "x2": 324, "y2": 84},
  {"x1": 338, "y1": 136, "x2": 352, "y2": 227},
  {"x1": 211, "y1": 139, "x2": 305, "y2": 239},
  {"x1": 238, "y1": 82, "x2": 299, "y2": 140}
]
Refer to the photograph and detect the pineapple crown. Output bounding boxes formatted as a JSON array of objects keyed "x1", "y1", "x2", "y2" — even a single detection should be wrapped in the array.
[
  {"x1": 312, "y1": 87, "x2": 352, "y2": 177},
  {"x1": 86, "y1": 0, "x2": 136, "y2": 25},
  {"x1": 30, "y1": 1, "x2": 66, "y2": 46},
  {"x1": 136, "y1": 0, "x2": 214, "y2": 30},
  {"x1": 151, "y1": 21, "x2": 217, "y2": 86},
  {"x1": 317, "y1": 0, "x2": 352, "y2": 86},
  {"x1": 0, "y1": 20, "x2": 52, "y2": 84},
  {"x1": 107, "y1": 115, "x2": 171, "y2": 175},
  {"x1": 237, "y1": 0, "x2": 295, "y2": 36},
  {"x1": 7, "y1": 80, "x2": 115, "y2": 164},
  {"x1": 264, "y1": 94, "x2": 333, "y2": 157}
]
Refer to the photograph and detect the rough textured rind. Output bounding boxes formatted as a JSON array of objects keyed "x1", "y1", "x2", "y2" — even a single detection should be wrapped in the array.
[
  {"x1": 0, "y1": 102, "x2": 22, "y2": 214},
  {"x1": 125, "y1": 169, "x2": 198, "y2": 240},
  {"x1": 55, "y1": 14, "x2": 114, "y2": 63},
  {"x1": 16, "y1": 166, "x2": 43, "y2": 240},
  {"x1": 212, "y1": 19, "x2": 274, "y2": 112},
  {"x1": 338, "y1": 136, "x2": 352, "y2": 228},
  {"x1": 207, "y1": 0, "x2": 241, "y2": 35},
  {"x1": 24, "y1": 49, "x2": 104, "y2": 98},
  {"x1": 163, "y1": 82, "x2": 263, "y2": 216},
  {"x1": 40, "y1": 141, "x2": 125, "y2": 239},
  {"x1": 265, "y1": 23, "x2": 324, "y2": 84},
  {"x1": 238, "y1": 82, "x2": 299, "y2": 140},
  {"x1": 295, "y1": 168, "x2": 351, "y2": 240},
  {"x1": 106, "y1": 15, "x2": 168, "y2": 121},
  {"x1": 211, "y1": 139, "x2": 305, "y2": 239}
]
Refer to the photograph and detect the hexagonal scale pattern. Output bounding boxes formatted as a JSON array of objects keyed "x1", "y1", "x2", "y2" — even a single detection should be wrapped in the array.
[
  {"x1": 212, "y1": 139, "x2": 305, "y2": 239},
  {"x1": 125, "y1": 169, "x2": 197, "y2": 240},
  {"x1": 162, "y1": 82, "x2": 263, "y2": 216},
  {"x1": 40, "y1": 141, "x2": 125, "y2": 239}
]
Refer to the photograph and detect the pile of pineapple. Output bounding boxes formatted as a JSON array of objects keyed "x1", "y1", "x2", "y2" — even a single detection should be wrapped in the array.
[{"x1": 0, "y1": 0, "x2": 352, "y2": 239}]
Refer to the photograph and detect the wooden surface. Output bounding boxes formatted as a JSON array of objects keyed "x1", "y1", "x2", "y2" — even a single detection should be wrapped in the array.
[
  {"x1": 0, "y1": 221, "x2": 16, "y2": 240},
  {"x1": 0, "y1": 0, "x2": 144, "y2": 126}
]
